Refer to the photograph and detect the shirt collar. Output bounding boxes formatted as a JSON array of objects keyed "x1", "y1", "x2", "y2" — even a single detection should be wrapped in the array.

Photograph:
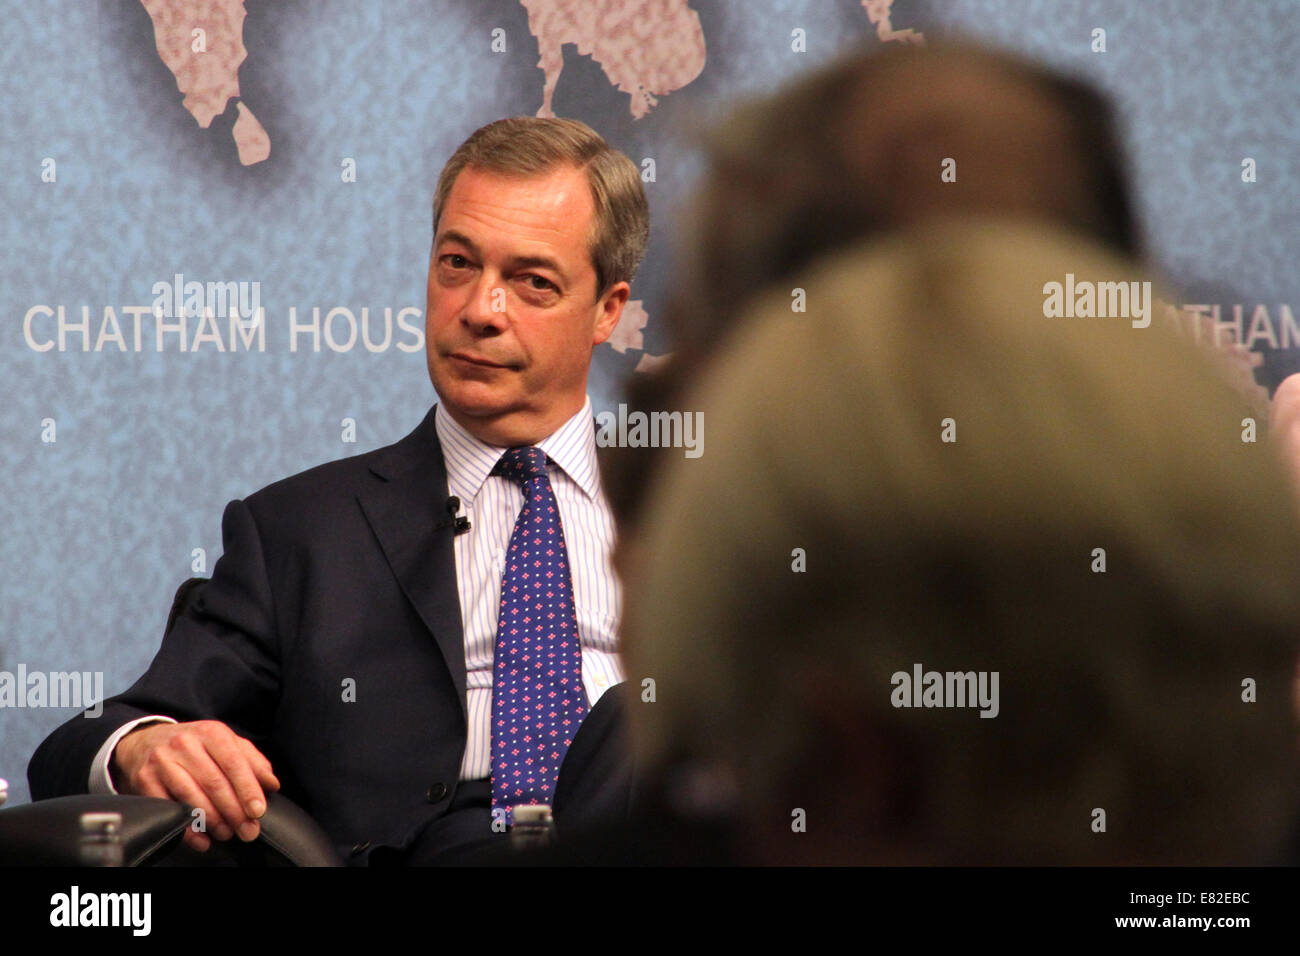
[{"x1": 435, "y1": 397, "x2": 601, "y2": 503}]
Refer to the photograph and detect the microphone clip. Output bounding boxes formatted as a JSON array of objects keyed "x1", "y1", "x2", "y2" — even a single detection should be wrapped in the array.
[{"x1": 446, "y1": 496, "x2": 472, "y2": 536}]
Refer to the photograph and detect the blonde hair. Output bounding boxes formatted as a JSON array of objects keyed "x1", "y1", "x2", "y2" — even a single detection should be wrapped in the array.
[
  {"x1": 433, "y1": 117, "x2": 649, "y2": 297},
  {"x1": 625, "y1": 217, "x2": 1300, "y2": 863}
]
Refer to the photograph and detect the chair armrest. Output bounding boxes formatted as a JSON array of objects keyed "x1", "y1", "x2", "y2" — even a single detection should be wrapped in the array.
[{"x1": 0, "y1": 794, "x2": 189, "y2": 866}]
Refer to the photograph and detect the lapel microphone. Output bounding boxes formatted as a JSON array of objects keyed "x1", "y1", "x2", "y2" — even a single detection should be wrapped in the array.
[{"x1": 445, "y1": 496, "x2": 472, "y2": 535}]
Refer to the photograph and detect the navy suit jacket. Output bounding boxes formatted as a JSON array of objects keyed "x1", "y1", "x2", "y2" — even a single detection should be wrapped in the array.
[{"x1": 28, "y1": 404, "x2": 628, "y2": 863}]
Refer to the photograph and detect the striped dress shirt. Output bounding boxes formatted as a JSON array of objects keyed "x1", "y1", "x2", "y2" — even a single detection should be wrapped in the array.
[{"x1": 435, "y1": 398, "x2": 624, "y2": 782}]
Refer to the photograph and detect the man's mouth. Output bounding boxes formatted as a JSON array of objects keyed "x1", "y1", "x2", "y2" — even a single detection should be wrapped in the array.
[{"x1": 449, "y1": 352, "x2": 511, "y2": 369}]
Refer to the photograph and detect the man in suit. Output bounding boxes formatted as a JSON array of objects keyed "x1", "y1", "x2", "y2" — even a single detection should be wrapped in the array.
[{"x1": 28, "y1": 116, "x2": 648, "y2": 865}]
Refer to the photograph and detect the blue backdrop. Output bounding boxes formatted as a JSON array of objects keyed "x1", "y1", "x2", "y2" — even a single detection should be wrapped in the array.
[{"x1": 2, "y1": 0, "x2": 1297, "y2": 803}]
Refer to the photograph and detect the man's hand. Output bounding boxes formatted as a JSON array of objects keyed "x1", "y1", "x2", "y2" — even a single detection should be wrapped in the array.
[{"x1": 111, "y1": 720, "x2": 280, "y2": 853}]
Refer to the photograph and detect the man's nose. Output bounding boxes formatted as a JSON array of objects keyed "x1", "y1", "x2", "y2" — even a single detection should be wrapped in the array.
[{"x1": 462, "y1": 276, "x2": 508, "y2": 332}]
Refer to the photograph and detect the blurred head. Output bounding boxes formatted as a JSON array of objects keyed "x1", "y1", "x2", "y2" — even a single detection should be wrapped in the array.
[
  {"x1": 615, "y1": 39, "x2": 1140, "y2": 527},
  {"x1": 426, "y1": 117, "x2": 649, "y2": 445},
  {"x1": 623, "y1": 218, "x2": 1300, "y2": 864},
  {"x1": 676, "y1": 39, "x2": 1138, "y2": 353}
]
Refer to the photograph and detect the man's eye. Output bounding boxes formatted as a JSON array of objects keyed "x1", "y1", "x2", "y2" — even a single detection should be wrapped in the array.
[
  {"x1": 524, "y1": 275, "x2": 555, "y2": 292},
  {"x1": 444, "y1": 255, "x2": 469, "y2": 269}
]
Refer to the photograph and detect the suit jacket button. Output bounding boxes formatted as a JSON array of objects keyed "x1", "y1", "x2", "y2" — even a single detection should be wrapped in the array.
[{"x1": 427, "y1": 782, "x2": 448, "y2": 803}]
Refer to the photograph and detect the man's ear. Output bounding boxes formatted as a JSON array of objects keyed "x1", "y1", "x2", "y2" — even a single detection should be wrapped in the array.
[{"x1": 592, "y1": 281, "x2": 631, "y2": 346}]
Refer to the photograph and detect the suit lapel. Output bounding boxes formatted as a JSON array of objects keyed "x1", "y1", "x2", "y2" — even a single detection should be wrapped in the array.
[{"x1": 356, "y1": 406, "x2": 468, "y2": 721}]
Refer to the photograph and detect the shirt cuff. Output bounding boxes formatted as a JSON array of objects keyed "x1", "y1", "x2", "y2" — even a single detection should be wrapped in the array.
[{"x1": 89, "y1": 716, "x2": 179, "y2": 794}]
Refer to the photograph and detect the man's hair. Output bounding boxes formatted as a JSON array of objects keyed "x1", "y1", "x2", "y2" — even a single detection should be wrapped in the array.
[
  {"x1": 669, "y1": 38, "x2": 1141, "y2": 361},
  {"x1": 609, "y1": 39, "x2": 1145, "y2": 532},
  {"x1": 432, "y1": 117, "x2": 649, "y2": 297}
]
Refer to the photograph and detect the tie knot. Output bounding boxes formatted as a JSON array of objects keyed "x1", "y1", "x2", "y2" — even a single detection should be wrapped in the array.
[{"x1": 493, "y1": 446, "x2": 549, "y2": 485}]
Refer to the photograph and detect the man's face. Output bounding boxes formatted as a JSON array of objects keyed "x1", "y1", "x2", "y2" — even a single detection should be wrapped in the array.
[{"x1": 426, "y1": 163, "x2": 629, "y2": 446}]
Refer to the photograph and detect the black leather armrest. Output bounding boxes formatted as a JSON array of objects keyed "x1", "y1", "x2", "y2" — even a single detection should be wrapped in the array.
[
  {"x1": 0, "y1": 791, "x2": 343, "y2": 866},
  {"x1": 254, "y1": 792, "x2": 343, "y2": 866},
  {"x1": 0, "y1": 794, "x2": 189, "y2": 867}
]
